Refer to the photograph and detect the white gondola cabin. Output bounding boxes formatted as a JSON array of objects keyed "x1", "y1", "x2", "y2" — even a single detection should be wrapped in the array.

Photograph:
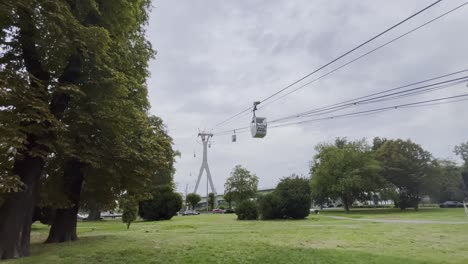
[
  {"x1": 232, "y1": 131, "x2": 237, "y2": 142},
  {"x1": 251, "y1": 116, "x2": 267, "y2": 138}
]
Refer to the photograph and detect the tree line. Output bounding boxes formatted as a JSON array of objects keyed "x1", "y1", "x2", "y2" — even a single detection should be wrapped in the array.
[
  {"x1": 211, "y1": 138, "x2": 467, "y2": 220},
  {"x1": 311, "y1": 138, "x2": 468, "y2": 211},
  {"x1": 0, "y1": 0, "x2": 177, "y2": 259}
]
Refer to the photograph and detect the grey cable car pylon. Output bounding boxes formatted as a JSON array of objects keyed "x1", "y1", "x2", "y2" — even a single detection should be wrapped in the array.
[
  {"x1": 251, "y1": 101, "x2": 267, "y2": 138},
  {"x1": 193, "y1": 132, "x2": 217, "y2": 206}
]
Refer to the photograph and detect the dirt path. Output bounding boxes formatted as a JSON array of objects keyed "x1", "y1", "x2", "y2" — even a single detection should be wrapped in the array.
[{"x1": 323, "y1": 215, "x2": 468, "y2": 225}]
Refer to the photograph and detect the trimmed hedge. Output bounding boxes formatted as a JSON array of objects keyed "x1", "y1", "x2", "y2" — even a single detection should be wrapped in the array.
[
  {"x1": 139, "y1": 185, "x2": 182, "y2": 221},
  {"x1": 258, "y1": 176, "x2": 311, "y2": 220},
  {"x1": 235, "y1": 200, "x2": 258, "y2": 220}
]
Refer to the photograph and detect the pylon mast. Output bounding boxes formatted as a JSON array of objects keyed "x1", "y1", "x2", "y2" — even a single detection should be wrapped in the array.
[{"x1": 193, "y1": 132, "x2": 217, "y2": 207}]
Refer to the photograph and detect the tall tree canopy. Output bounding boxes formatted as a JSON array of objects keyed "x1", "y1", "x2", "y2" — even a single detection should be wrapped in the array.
[
  {"x1": 375, "y1": 139, "x2": 432, "y2": 210},
  {"x1": 310, "y1": 138, "x2": 383, "y2": 211},
  {"x1": 0, "y1": 0, "x2": 169, "y2": 259},
  {"x1": 224, "y1": 165, "x2": 258, "y2": 203},
  {"x1": 186, "y1": 193, "x2": 201, "y2": 210}
]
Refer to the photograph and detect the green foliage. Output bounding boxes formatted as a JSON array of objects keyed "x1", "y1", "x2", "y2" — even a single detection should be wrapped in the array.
[
  {"x1": 275, "y1": 176, "x2": 311, "y2": 219},
  {"x1": 311, "y1": 138, "x2": 383, "y2": 211},
  {"x1": 454, "y1": 142, "x2": 468, "y2": 165},
  {"x1": 425, "y1": 160, "x2": 464, "y2": 203},
  {"x1": 138, "y1": 185, "x2": 182, "y2": 221},
  {"x1": 375, "y1": 139, "x2": 432, "y2": 210},
  {"x1": 224, "y1": 165, "x2": 258, "y2": 203},
  {"x1": 258, "y1": 176, "x2": 311, "y2": 219},
  {"x1": 258, "y1": 193, "x2": 281, "y2": 220},
  {"x1": 223, "y1": 191, "x2": 234, "y2": 209},
  {"x1": 235, "y1": 200, "x2": 258, "y2": 220},
  {"x1": 186, "y1": 193, "x2": 201, "y2": 210},
  {"x1": 208, "y1": 192, "x2": 215, "y2": 210},
  {"x1": 121, "y1": 197, "x2": 138, "y2": 230}
]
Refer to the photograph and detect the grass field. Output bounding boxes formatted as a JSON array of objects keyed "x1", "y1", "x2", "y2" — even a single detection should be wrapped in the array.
[{"x1": 6, "y1": 208, "x2": 468, "y2": 264}]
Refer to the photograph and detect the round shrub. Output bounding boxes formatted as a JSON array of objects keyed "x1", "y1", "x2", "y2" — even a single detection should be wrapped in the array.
[
  {"x1": 258, "y1": 193, "x2": 281, "y2": 220},
  {"x1": 275, "y1": 176, "x2": 311, "y2": 219},
  {"x1": 139, "y1": 185, "x2": 182, "y2": 221},
  {"x1": 235, "y1": 200, "x2": 258, "y2": 220}
]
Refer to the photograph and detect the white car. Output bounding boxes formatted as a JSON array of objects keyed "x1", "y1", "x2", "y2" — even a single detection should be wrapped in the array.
[{"x1": 182, "y1": 210, "x2": 200, "y2": 216}]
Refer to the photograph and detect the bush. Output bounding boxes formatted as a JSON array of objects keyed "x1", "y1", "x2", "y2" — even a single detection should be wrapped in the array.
[
  {"x1": 235, "y1": 200, "x2": 258, "y2": 220},
  {"x1": 276, "y1": 176, "x2": 311, "y2": 219},
  {"x1": 258, "y1": 176, "x2": 311, "y2": 220},
  {"x1": 258, "y1": 193, "x2": 281, "y2": 220},
  {"x1": 121, "y1": 198, "x2": 138, "y2": 229},
  {"x1": 139, "y1": 185, "x2": 183, "y2": 221}
]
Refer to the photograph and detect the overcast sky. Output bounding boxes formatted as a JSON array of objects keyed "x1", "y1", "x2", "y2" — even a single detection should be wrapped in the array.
[{"x1": 145, "y1": 0, "x2": 468, "y2": 196}]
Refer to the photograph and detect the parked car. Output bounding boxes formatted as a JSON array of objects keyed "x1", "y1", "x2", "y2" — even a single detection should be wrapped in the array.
[
  {"x1": 439, "y1": 201, "x2": 463, "y2": 208},
  {"x1": 224, "y1": 208, "x2": 235, "y2": 214},
  {"x1": 212, "y1": 208, "x2": 225, "y2": 214},
  {"x1": 182, "y1": 210, "x2": 200, "y2": 216}
]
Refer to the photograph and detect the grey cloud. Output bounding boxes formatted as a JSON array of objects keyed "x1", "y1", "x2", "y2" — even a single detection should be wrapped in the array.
[{"x1": 146, "y1": 0, "x2": 468, "y2": 194}]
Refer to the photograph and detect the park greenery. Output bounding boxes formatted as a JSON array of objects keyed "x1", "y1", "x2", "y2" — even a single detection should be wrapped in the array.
[
  {"x1": 4, "y1": 209, "x2": 468, "y2": 264},
  {"x1": 138, "y1": 185, "x2": 182, "y2": 221},
  {"x1": 223, "y1": 165, "x2": 260, "y2": 219},
  {"x1": 1, "y1": 0, "x2": 468, "y2": 262},
  {"x1": 0, "y1": 0, "x2": 177, "y2": 259},
  {"x1": 257, "y1": 176, "x2": 311, "y2": 219},
  {"x1": 310, "y1": 138, "x2": 468, "y2": 211},
  {"x1": 185, "y1": 193, "x2": 201, "y2": 210}
]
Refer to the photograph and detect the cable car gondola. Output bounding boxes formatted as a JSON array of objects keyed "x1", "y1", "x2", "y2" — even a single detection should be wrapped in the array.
[
  {"x1": 250, "y1": 101, "x2": 267, "y2": 138},
  {"x1": 232, "y1": 130, "x2": 237, "y2": 142}
]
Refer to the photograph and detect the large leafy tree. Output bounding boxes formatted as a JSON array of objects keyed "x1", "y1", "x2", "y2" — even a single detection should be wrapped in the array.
[
  {"x1": 425, "y1": 160, "x2": 464, "y2": 203},
  {"x1": 375, "y1": 139, "x2": 432, "y2": 210},
  {"x1": 0, "y1": 0, "x2": 166, "y2": 257},
  {"x1": 224, "y1": 165, "x2": 258, "y2": 203},
  {"x1": 310, "y1": 138, "x2": 383, "y2": 212},
  {"x1": 454, "y1": 142, "x2": 468, "y2": 199},
  {"x1": 40, "y1": 0, "x2": 156, "y2": 244},
  {"x1": 186, "y1": 193, "x2": 201, "y2": 210},
  {"x1": 0, "y1": 0, "x2": 112, "y2": 258}
]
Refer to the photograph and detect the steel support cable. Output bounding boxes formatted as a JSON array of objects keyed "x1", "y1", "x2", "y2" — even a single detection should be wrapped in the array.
[
  {"x1": 213, "y1": 0, "x2": 444, "y2": 128},
  {"x1": 213, "y1": 96, "x2": 468, "y2": 137},
  {"x1": 258, "y1": 2, "x2": 468, "y2": 111},
  {"x1": 258, "y1": 0, "x2": 444, "y2": 103},
  {"x1": 268, "y1": 75, "x2": 468, "y2": 123},
  {"x1": 213, "y1": 75, "x2": 468, "y2": 134},
  {"x1": 269, "y1": 93, "x2": 468, "y2": 129}
]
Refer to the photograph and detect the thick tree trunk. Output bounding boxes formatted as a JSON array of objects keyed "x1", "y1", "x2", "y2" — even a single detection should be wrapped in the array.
[
  {"x1": 342, "y1": 196, "x2": 350, "y2": 212},
  {"x1": 46, "y1": 159, "x2": 84, "y2": 243},
  {"x1": 87, "y1": 206, "x2": 101, "y2": 221},
  {"x1": 0, "y1": 6, "x2": 51, "y2": 259},
  {"x1": 0, "y1": 157, "x2": 43, "y2": 259}
]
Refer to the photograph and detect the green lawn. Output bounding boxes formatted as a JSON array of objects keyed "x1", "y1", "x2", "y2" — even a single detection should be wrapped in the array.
[
  {"x1": 321, "y1": 207, "x2": 468, "y2": 221},
  {"x1": 6, "y1": 208, "x2": 468, "y2": 264}
]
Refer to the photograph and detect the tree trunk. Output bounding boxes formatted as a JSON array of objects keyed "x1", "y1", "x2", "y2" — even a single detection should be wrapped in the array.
[
  {"x1": 45, "y1": 159, "x2": 84, "y2": 243},
  {"x1": 0, "y1": 157, "x2": 43, "y2": 259},
  {"x1": 342, "y1": 196, "x2": 350, "y2": 212},
  {"x1": 0, "y1": 6, "x2": 51, "y2": 258},
  {"x1": 87, "y1": 207, "x2": 101, "y2": 221}
]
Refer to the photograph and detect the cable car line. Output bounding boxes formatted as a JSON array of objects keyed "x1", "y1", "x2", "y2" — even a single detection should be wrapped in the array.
[
  {"x1": 258, "y1": 2, "x2": 468, "y2": 111},
  {"x1": 269, "y1": 93, "x2": 468, "y2": 129},
  {"x1": 213, "y1": 0, "x2": 445, "y2": 129},
  {"x1": 212, "y1": 80, "x2": 466, "y2": 136},
  {"x1": 213, "y1": 71, "x2": 468, "y2": 135},
  {"x1": 258, "y1": 0, "x2": 444, "y2": 104},
  {"x1": 268, "y1": 75, "x2": 468, "y2": 124},
  {"x1": 214, "y1": 95, "x2": 468, "y2": 138}
]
